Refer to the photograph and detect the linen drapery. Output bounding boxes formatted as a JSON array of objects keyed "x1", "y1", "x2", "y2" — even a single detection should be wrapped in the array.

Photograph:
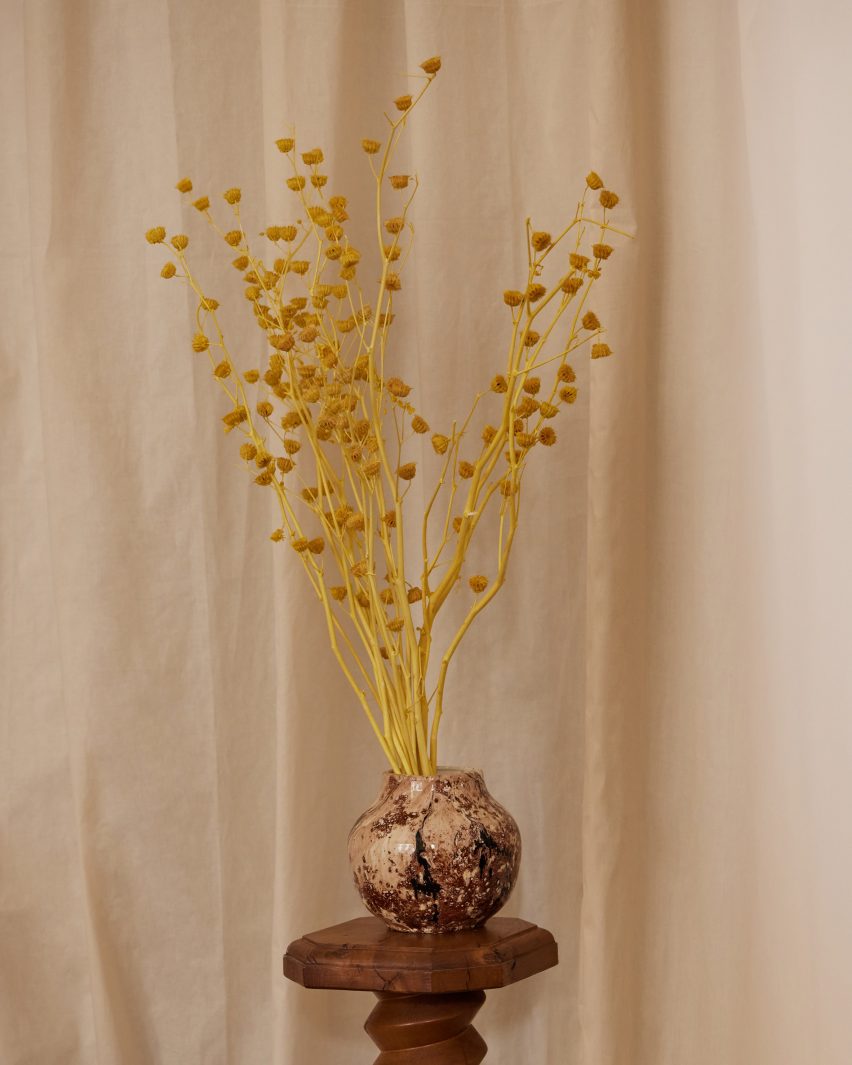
[{"x1": 2, "y1": 1, "x2": 851, "y2": 1062}]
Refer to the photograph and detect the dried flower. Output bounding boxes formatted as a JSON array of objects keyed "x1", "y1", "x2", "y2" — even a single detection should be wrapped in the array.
[
  {"x1": 255, "y1": 468, "x2": 274, "y2": 486},
  {"x1": 384, "y1": 244, "x2": 402, "y2": 262},
  {"x1": 330, "y1": 586, "x2": 347, "y2": 601},
  {"x1": 569, "y1": 253, "x2": 589, "y2": 270},
  {"x1": 223, "y1": 187, "x2": 241, "y2": 205},
  {"x1": 540, "y1": 402, "x2": 558, "y2": 418},
  {"x1": 161, "y1": 262, "x2": 176, "y2": 279},
  {"x1": 385, "y1": 273, "x2": 401, "y2": 291},
  {"x1": 346, "y1": 513, "x2": 366, "y2": 532},
  {"x1": 276, "y1": 456, "x2": 294, "y2": 473},
  {"x1": 386, "y1": 377, "x2": 411, "y2": 397},
  {"x1": 394, "y1": 94, "x2": 413, "y2": 112},
  {"x1": 560, "y1": 385, "x2": 579, "y2": 403},
  {"x1": 192, "y1": 333, "x2": 210, "y2": 352},
  {"x1": 193, "y1": 196, "x2": 210, "y2": 212},
  {"x1": 276, "y1": 138, "x2": 295, "y2": 153},
  {"x1": 526, "y1": 283, "x2": 546, "y2": 302},
  {"x1": 176, "y1": 177, "x2": 193, "y2": 193},
  {"x1": 240, "y1": 443, "x2": 257, "y2": 461},
  {"x1": 362, "y1": 139, "x2": 381, "y2": 154},
  {"x1": 504, "y1": 290, "x2": 524, "y2": 307},
  {"x1": 469, "y1": 575, "x2": 488, "y2": 593},
  {"x1": 270, "y1": 529, "x2": 284, "y2": 541},
  {"x1": 582, "y1": 311, "x2": 601, "y2": 330},
  {"x1": 452, "y1": 516, "x2": 463, "y2": 533},
  {"x1": 286, "y1": 176, "x2": 306, "y2": 191},
  {"x1": 232, "y1": 255, "x2": 250, "y2": 270},
  {"x1": 482, "y1": 425, "x2": 497, "y2": 444},
  {"x1": 420, "y1": 56, "x2": 442, "y2": 74},
  {"x1": 586, "y1": 171, "x2": 604, "y2": 190},
  {"x1": 307, "y1": 537, "x2": 325, "y2": 555},
  {"x1": 171, "y1": 234, "x2": 189, "y2": 251},
  {"x1": 491, "y1": 375, "x2": 508, "y2": 394},
  {"x1": 458, "y1": 461, "x2": 475, "y2": 479},
  {"x1": 592, "y1": 243, "x2": 613, "y2": 259},
  {"x1": 145, "y1": 227, "x2": 166, "y2": 244},
  {"x1": 561, "y1": 276, "x2": 583, "y2": 294},
  {"x1": 523, "y1": 376, "x2": 541, "y2": 395},
  {"x1": 213, "y1": 360, "x2": 231, "y2": 379},
  {"x1": 539, "y1": 427, "x2": 557, "y2": 446},
  {"x1": 283, "y1": 438, "x2": 301, "y2": 454},
  {"x1": 531, "y1": 231, "x2": 551, "y2": 251},
  {"x1": 291, "y1": 537, "x2": 309, "y2": 552},
  {"x1": 407, "y1": 586, "x2": 423, "y2": 603},
  {"x1": 599, "y1": 190, "x2": 619, "y2": 209},
  {"x1": 523, "y1": 330, "x2": 540, "y2": 347},
  {"x1": 382, "y1": 510, "x2": 397, "y2": 527},
  {"x1": 256, "y1": 400, "x2": 273, "y2": 418},
  {"x1": 431, "y1": 434, "x2": 449, "y2": 455},
  {"x1": 591, "y1": 342, "x2": 612, "y2": 359},
  {"x1": 516, "y1": 432, "x2": 537, "y2": 449},
  {"x1": 397, "y1": 462, "x2": 417, "y2": 481},
  {"x1": 244, "y1": 369, "x2": 260, "y2": 383},
  {"x1": 410, "y1": 415, "x2": 428, "y2": 434},
  {"x1": 385, "y1": 217, "x2": 405, "y2": 234},
  {"x1": 557, "y1": 364, "x2": 577, "y2": 383},
  {"x1": 390, "y1": 174, "x2": 410, "y2": 189},
  {"x1": 301, "y1": 147, "x2": 324, "y2": 165}
]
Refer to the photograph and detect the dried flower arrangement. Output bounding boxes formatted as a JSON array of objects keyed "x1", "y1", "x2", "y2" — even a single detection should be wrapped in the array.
[{"x1": 146, "y1": 56, "x2": 627, "y2": 776}]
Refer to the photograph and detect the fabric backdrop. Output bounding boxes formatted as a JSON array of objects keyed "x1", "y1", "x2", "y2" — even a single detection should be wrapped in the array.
[{"x1": 2, "y1": 1, "x2": 851, "y2": 1063}]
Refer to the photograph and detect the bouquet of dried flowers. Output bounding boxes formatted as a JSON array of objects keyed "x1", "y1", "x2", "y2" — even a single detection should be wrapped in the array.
[{"x1": 146, "y1": 56, "x2": 626, "y2": 775}]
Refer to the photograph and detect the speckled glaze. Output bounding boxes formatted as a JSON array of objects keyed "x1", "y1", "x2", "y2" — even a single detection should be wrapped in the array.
[{"x1": 348, "y1": 768, "x2": 521, "y2": 933}]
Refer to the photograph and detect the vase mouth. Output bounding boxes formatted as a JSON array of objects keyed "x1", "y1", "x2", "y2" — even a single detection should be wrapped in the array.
[{"x1": 383, "y1": 766, "x2": 483, "y2": 781}]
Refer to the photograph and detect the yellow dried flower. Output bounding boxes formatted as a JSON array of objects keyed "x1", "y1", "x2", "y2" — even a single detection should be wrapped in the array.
[
  {"x1": 255, "y1": 448, "x2": 273, "y2": 468},
  {"x1": 420, "y1": 56, "x2": 442, "y2": 74},
  {"x1": 397, "y1": 462, "x2": 417, "y2": 481},
  {"x1": 516, "y1": 432, "x2": 537, "y2": 449},
  {"x1": 558, "y1": 364, "x2": 577, "y2": 383},
  {"x1": 586, "y1": 171, "x2": 604, "y2": 190},
  {"x1": 527, "y1": 283, "x2": 546, "y2": 302},
  {"x1": 340, "y1": 249, "x2": 361, "y2": 268},
  {"x1": 255, "y1": 468, "x2": 274, "y2": 485},
  {"x1": 280, "y1": 225, "x2": 298, "y2": 242},
  {"x1": 582, "y1": 311, "x2": 601, "y2": 330},
  {"x1": 431, "y1": 434, "x2": 449, "y2": 455},
  {"x1": 452, "y1": 516, "x2": 463, "y2": 533},
  {"x1": 379, "y1": 588, "x2": 395, "y2": 605},
  {"x1": 499, "y1": 478, "x2": 516, "y2": 497},
  {"x1": 362, "y1": 139, "x2": 381, "y2": 154},
  {"x1": 213, "y1": 360, "x2": 231, "y2": 379},
  {"x1": 394, "y1": 94, "x2": 413, "y2": 111},
  {"x1": 561, "y1": 276, "x2": 583, "y2": 294},
  {"x1": 283, "y1": 438, "x2": 301, "y2": 454},
  {"x1": 390, "y1": 174, "x2": 410, "y2": 189},
  {"x1": 515, "y1": 396, "x2": 539, "y2": 417},
  {"x1": 310, "y1": 174, "x2": 328, "y2": 188},
  {"x1": 281, "y1": 411, "x2": 301, "y2": 429},
  {"x1": 244, "y1": 369, "x2": 260, "y2": 384},
  {"x1": 386, "y1": 377, "x2": 411, "y2": 398},
  {"x1": 292, "y1": 537, "x2": 309, "y2": 552},
  {"x1": 352, "y1": 559, "x2": 369, "y2": 578},
  {"x1": 201, "y1": 297, "x2": 219, "y2": 311},
  {"x1": 270, "y1": 528, "x2": 284, "y2": 542},
  {"x1": 491, "y1": 375, "x2": 508, "y2": 394},
  {"x1": 330, "y1": 586, "x2": 347, "y2": 601},
  {"x1": 270, "y1": 333, "x2": 294, "y2": 351},
  {"x1": 599, "y1": 190, "x2": 619, "y2": 209},
  {"x1": 170, "y1": 234, "x2": 189, "y2": 250},
  {"x1": 301, "y1": 147, "x2": 324, "y2": 165},
  {"x1": 161, "y1": 262, "x2": 176, "y2": 279},
  {"x1": 223, "y1": 187, "x2": 241, "y2": 205},
  {"x1": 222, "y1": 230, "x2": 241, "y2": 247},
  {"x1": 232, "y1": 255, "x2": 250, "y2": 270},
  {"x1": 192, "y1": 196, "x2": 210, "y2": 212},
  {"x1": 482, "y1": 425, "x2": 497, "y2": 444},
  {"x1": 411, "y1": 415, "x2": 429, "y2": 434},
  {"x1": 503, "y1": 290, "x2": 524, "y2": 307},
  {"x1": 244, "y1": 285, "x2": 261, "y2": 302},
  {"x1": 458, "y1": 461, "x2": 475, "y2": 479},
  {"x1": 346, "y1": 513, "x2": 366, "y2": 532},
  {"x1": 291, "y1": 260, "x2": 310, "y2": 275},
  {"x1": 385, "y1": 217, "x2": 405, "y2": 234},
  {"x1": 469, "y1": 575, "x2": 488, "y2": 593},
  {"x1": 407, "y1": 586, "x2": 423, "y2": 603},
  {"x1": 512, "y1": 418, "x2": 524, "y2": 434},
  {"x1": 385, "y1": 273, "x2": 401, "y2": 291},
  {"x1": 560, "y1": 385, "x2": 579, "y2": 403},
  {"x1": 286, "y1": 176, "x2": 306, "y2": 191},
  {"x1": 307, "y1": 537, "x2": 325, "y2": 555},
  {"x1": 539, "y1": 427, "x2": 557, "y2": 446},
  {"x1": 592, "y1": 243, "x2": 613, "y2": 259},
  {"x1": 299, "y1": 326, "x2": 318, "y2": 343},
  {"x1": 276, "y1": 138, "x2": 295, "y2": 153},
  {"x1": 523, "y1": 330, "x2": 540, "y2": 347},
  {"x1": 176, "y1": 177, "x2": 193, "y2": 193},
  {"x1": 569, "y1": 253, "x2": 589, "y2": 270},
  {"x1": 256, "y1": 401, "x2": 273, "y2": 418},
  {"x1": 588, "y1": 268, "x2": 602, "y2": 279},
  {"x1": 540, "y1": 402, "x2": 558, "y2": 418},
  {"x1": 531, "y1": 231, "x2": 551, "y2": 251},
  {"x1": 363, "y1": 460, "x2": 381, "y2": 477},
  {"x1": 239, "y1": 443, "x2": 257, "y2": 461},
  {"x1": 591, "y1": 342, "x2": 613, "y2": 359},
  {"x1": 523, "y1": 376, "x2": 541, "y2": 395},
  {"x1": 382, "y1": 510, "x2": 397, "y2": 527},
  {"x1": 383, "y1": 243, "x2": 402, "y2": 262},
  {"x1": 192, "y1": 333, "x2": 210, "y2": 352},
  {"x1": 276, "y1": 456, "x2": 294, "y2": 473},
  {"x1": 145, "y1": 226, "x2": 166, "y2": 244},
  {"x1": 378, "y1": 312, "x2": 395, "y2": 326},
  {"x1": 387, "y1": 617, "x2": 405, "y2": 632}
]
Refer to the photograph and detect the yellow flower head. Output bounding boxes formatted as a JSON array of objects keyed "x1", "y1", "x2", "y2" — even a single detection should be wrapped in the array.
[
  {"x1": 330, "y1": 586, "x2": 347, "y2": 601},
  {"x1": 431, "y1": 433, "x2": 449, "y2": 455},
  {"x1": 307, "y1": 537, "x2": 325, "y2": 555},
  {"x1": 270, "y1": 529, "x2": 284, "y2": 542},
  {"x1": 527, "y1": 283, "x2": 546, "y2": 302},
  {"x1": 599, "y1": 190, "x2": 619, "y2": 209},
  {"x1": 482, "y1": 425, "x2": 497, "y2": 444},
  {"x1": 223, "y1": 187, "x2": 241, "y2": 205},
  {"x1": 523, "y1": 330, "x2": 540, "y2": 348},
  {"x1": 276, "y1": 138, "x2": 295, "y2": 153},
  {"x1": 592, "y1": 243, "x2": 613, "y2": 260},
  {"x1": 145, "y1": 226, "x2": 166, "y2": 244},
  {"x1": 362, "y1": 139, "x2": 381, "y2": 154},
  {"x1": 491, "y1": 375, "x2": 508, "y2": 394},
  {"x1": 286, "y1": 176, "x2": 306, "y2": 191},
  {"x1": 382, "y1": 510, "x2": 397, "y2": 527},
  {"x1": 503, "y1": 290, "x2": 524, "y2": 307},
  {"x1": 539, "y1": 427, "x2": 557, "y2": 446},
  {"x1": 582, "y1": 311, "x2": 600, "y2": 330},
  {"x1": 291, "y1": 537, "x2": 309, "y2": 552},
  {"x1": 160, "y1": 262, "x2": 176, "y2": 279},
  {"x1": 192, "y1": 333, "x2": 210, "y2": 352},
  {"x1": 386, "y1": 377, "x2": 411, "y2": 397},
  {"x1": 176, "y1": 177, "x2": 193, "y2": 193},
  {"x1": 301, "y1": 148, "x2": 324, "y2": 165},
  {"x1": 523, "y1": 376, "x2": 541, "y2": 395},
  {"x1": 407, "y1": 586, "x2": 423, "y2": 603},
  {"x1": 557, "y1": 364, "x2": 576, "y2": 383},
  {"x1": 411, "y1": 415, "x2": 429, "y2": 434},
  {"x1": 192, "y1": 196, "x2": 210, "y2": 212},
  {"x1": 213, "y1": 360, "x2": 231, "y2": 379},
  {"x1": 561, "y1": 276, "x2": 583, "y2": 294},
  {"x1": 240, "y1": 443, "x2": 257, "y2": 461},
  {"x1": 531, "y1": 231, "x2": 551, "y2": 252},
  {"x1": 390, "y1": 174, "x2": 410, "y2": 189},
  {"x1": 394, "y1": 94, "x2": 413, "y2": 112},
  {"x1": 420, "y1": 56, "x2": 442, "y2": 75},
  {"x1": 591, "y1": 342, "x2": 612, "y2": 359},
  {"x1": 458, "y1": 461, "x2": 475, "y2": 479},
  {"x1": 397, "y1": 462, "x2": 417, "y2": 481},
  {"x1": 540, "y1": 402, "x2": 558, "y2": 418},
  {"x1": 569, "y1": 253, "x2": 589, "y2": 270},
  {"x1": 385, "y1": 216, "x2": 405, "y2": 234},
  {"x1": 560, "y1": 385, "x2": 579, "y2": 403},
  {"x1": 586, "y1": 171, "x2": 604, "y2": 190},
  {"x1": 469, "y1": 575, "x2": 488, "y2": 593},
  {"x1": 385, "y1": 273, "x2": 401, "y2": 291},
  {"x1": 171, "y1": 234, "x2": 189, "y2": 251}
]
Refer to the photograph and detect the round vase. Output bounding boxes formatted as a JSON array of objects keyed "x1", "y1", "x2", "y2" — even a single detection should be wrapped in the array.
[{"x1": 347, "y1": 767, "x2": 521, "y2": 933}]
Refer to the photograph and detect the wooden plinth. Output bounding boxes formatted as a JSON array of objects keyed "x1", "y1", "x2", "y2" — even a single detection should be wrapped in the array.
[{"x1": 284, "y1": 916, "x2": 557, "y2": 1062}]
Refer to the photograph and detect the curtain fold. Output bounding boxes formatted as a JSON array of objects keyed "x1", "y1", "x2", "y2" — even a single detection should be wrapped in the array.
[{"x1": 2, "y1": 2, "x2": 850, "y2": 1063}]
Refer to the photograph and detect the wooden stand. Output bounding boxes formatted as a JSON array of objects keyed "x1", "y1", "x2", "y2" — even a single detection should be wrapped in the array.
[{"x1": 284, "y1": 916, "x2": 558, "y2": 1063}]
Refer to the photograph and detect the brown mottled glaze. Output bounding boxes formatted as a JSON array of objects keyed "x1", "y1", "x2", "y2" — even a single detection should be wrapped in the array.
[{"x1": 348, "y1": 768, "x2": 521, "y2": 933}]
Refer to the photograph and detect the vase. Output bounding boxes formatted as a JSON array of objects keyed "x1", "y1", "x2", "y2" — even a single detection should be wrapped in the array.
[{"x1": 347, "y1": 767, "x2": 521, "y2": 933}]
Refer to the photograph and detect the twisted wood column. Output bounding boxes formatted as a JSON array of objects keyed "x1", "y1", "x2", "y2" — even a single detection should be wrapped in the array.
[{"x1": 365, "y1": 990, "x2": 487, "y2": 1064}]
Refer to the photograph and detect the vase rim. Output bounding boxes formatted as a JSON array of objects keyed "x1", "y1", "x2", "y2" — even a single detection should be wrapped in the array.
[{"x1": 383, "y1": 766, "x2": 483, "y2": 780}]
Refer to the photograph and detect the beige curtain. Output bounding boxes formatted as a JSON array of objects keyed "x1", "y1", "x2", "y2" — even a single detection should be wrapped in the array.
[{"x1": 2, "y1": 1, "x2": 851, "y2": 1062}]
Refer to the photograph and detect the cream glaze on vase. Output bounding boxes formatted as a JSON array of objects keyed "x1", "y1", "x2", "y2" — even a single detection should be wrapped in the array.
[{"x1": 348, "y1": 768, "x2": 521, "y2": 933}]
